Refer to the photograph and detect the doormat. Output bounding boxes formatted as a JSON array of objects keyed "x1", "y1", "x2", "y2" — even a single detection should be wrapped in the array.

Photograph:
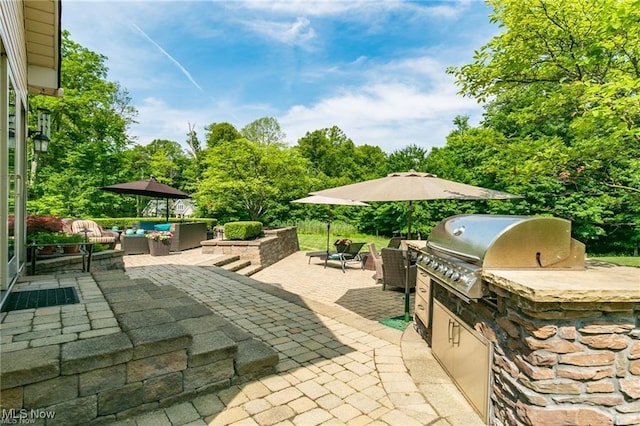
[
  {"x1": 378, "y1": 315, "x2": 412, "y2": 331},
  {"x1": 1, "y1": 287, "x2": 79, "y2": 313}
]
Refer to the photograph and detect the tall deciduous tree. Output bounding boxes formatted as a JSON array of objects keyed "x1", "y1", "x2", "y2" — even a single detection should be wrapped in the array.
[
  {"x1": 197, "y1": 138, "x2": 314, "y2": 223},
  {"x1": 204, "y1": 122, "x2": 241, "y2": 148},
  {"x1": 241, "y1": 117, "x2": 286, "y2": 146},
  {"x1": 446, "y1": 0, "x2": 640, "y2": 253},
  {"x1": 28, "y1": 31, "x2": 137, "y2": 217}
]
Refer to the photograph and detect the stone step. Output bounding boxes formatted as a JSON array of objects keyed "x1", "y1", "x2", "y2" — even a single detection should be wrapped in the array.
[
  {"x1": 196, "y1": 254, "x2": 239, "y2": 267},
  {"x1": 180, "y1": 318, "x2": 238, "y2": 367},
  {"x1": 222, "y1": 259, "x2": 252, "y2": 272},
  {"x1": 235, "y1": 338, "x2": 279, "y2": 380},
  {"x1": 235, "y1": 264, "x2": 263, "y2": 277}
]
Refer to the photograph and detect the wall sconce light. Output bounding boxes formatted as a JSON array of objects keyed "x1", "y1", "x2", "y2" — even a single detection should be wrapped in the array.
[
  {"x1": 29, "y1": 107, "x2": 51, "y2": 153},
  {"x1": 32, "y1": 132, "x2": 50, "y2": 153}
]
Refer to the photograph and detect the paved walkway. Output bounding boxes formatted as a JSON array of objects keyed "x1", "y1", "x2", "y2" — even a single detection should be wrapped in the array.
[{"x1": 116, "y1": 250, "x2": 483, "y2": 425}]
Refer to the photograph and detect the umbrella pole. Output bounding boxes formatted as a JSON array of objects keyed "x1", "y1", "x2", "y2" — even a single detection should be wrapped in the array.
[
  {"x1": 407, "y1": 200, "x2": 412, "y2": 240},
  {"x1": 326, "y1": 206, "x2": 332, "y2": 256},
  {"x1": 166, "y1": 198, "x2": 169, "y2": 222},
  {"x1": 404, "y1": 200, "x2": 412, "y2": 321},
  {"x1": 404, "y1": 248, "x2": 411, "y2": 322}
]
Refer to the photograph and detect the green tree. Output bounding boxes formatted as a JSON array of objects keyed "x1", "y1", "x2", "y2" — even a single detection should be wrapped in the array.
[
  {"x1": 295, "y1": 126, "x2": 386, "y2": 185},
  {"x1": 28, "y1": 31, "x2": 137, "y2": 217},
  {"x1": 197, "y1": 139, "x2": 314, "y2": 223},
  {"x1": 143, "y1": 139, "x2": 189, "y2": 184},
  {"x1": 241, "y1": 117, "x2": 286, "y2": 146},
  {"x1": 445, "y1": 0, "x2": 640, "y2": 253},
  {"x1": 385, "y1": 144, "x2": 429, "y2": 175},
  {"x1": 204, "y1": 122, "x2": 241, "y2": 148}
]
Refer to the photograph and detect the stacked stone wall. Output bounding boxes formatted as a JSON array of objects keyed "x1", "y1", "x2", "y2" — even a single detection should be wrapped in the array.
[
  {"x1": 201, "y1": 227, "x2": 299, "y2": 268},
  {"x1": 432, "y1": 284, "x2": 640, "y2": 426}
]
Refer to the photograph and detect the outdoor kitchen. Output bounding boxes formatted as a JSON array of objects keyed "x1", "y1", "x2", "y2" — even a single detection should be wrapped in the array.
[{"x1": 409, "y1": 214, "x2": 640, "y2": 426}]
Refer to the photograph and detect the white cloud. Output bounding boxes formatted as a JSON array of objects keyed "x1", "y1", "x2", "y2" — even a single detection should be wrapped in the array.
[
  {"x1": 237, "y1": 0, "x2": 471, "y2": 19},
  {"x1": 239, "y1": 16, "x2": 317, "y2": 48},
  {"x1": 279, "y1": 56, "x2": 483, "y2": 152},
  {"x1": 62, "y1": 0, "x2": 493, "y2": 155},
  {"x1": 131, "y1": 98, "x2": 211, "y2": 148}
]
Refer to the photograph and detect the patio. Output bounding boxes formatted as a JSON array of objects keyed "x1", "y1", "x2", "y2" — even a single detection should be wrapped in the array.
[{"x1": 0, "y1": 248, "x2": 481, "y2": 425}]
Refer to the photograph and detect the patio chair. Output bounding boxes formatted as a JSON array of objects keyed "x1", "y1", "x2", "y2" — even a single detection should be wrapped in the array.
[
  {"x1": 381, "y1": 247, "x2": 416, "y2": 291},
  {"x1": 387, "y1": 237, "x2": 405, "y2": 249},
  {"x1": 70, "y1": 219, "x2": 118, "y2": 249},
  {"x1": 324, "y1": 242, "x2": 366, "y2": 273},
  {"x1": 368, "y1": 242, "x2": 384, "y2": 284}
]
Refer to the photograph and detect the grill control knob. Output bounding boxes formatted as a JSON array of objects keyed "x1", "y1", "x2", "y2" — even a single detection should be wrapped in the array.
[
  {"x1": 459, "y1": 274, "x2": 475, "y2": 286},
  {"x1": 451, "y1": 272, "x2": 461, "y2": 281}
]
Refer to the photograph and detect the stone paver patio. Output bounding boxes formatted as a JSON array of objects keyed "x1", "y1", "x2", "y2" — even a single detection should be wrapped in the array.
[
  {"x1": 1, "y1": 248, "x2": 482, "y2": 425},
  {"x1": 119, "y1": 250, "x2": 482, "y2": 425}
]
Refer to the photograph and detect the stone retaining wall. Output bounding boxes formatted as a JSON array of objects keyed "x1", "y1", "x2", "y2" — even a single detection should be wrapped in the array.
[
  {"x1": 433, "y1": 284, "x2": 640, "y2": 426},
  {"x1": 201, "y1": 226, "x2": 299, "y2": 268}
]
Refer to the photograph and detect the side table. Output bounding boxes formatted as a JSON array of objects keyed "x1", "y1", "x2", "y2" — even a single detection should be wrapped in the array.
[{"x1": 120, "y1": 235, "x2": 150, "y2": 255}]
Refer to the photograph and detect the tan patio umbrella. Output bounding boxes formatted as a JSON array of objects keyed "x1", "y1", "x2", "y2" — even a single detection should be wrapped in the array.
[
  {"x1": 311, "y1": 170, "x2": 520, "y2": 240},
  {"x1": 292, "y1": 195, "x2": 370, "y2": 256},
  {"x1": 311, "y1": 170, "x2": 520, "y2": 321}
]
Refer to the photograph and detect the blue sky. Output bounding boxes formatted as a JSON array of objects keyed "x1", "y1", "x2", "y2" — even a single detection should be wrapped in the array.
[{"x1": 62, "y1": 0, "x2": 498, "y2": 153}]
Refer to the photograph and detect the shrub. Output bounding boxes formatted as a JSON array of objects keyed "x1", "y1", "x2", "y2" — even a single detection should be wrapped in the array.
[
  {"x1": 27, "y1": 215, "x2": 63, "y2": 235},
  {"x1": 30, "y1": 232, "x2": 61, "y2": 245},
  {"x1": 92, "y1": 243, "x2": 110, "y2": 253},
  {"x1": 91, "y1": 217, "x2": 217, "y2": 230},
  {"x1": 224, "y1": 221, "x2": 263, "y2": 240},
  {"x1": 56, "y1": 233, "x2": 83, "y2": 244}
]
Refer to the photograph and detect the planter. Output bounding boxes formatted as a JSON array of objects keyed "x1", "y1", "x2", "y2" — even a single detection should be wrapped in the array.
[
  {"x1": 148, "y1": 239, "x2": 171, "y2": 256},
  {"x1": 38, "y1": 245, "x2": 57, "y2": 256},
  {"x1": 63, "y1": 244, "x2": 81, "y2": 254}
]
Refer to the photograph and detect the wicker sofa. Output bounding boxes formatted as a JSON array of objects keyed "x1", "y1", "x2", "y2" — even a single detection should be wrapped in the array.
[{"x1": 169, "y1": 222, "x2": 207, "y2": 251}]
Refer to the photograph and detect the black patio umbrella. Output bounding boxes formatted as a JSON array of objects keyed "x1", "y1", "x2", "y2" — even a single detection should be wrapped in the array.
[{"x1": 100, "y1": 176, "x2": 191, "y2": 222}]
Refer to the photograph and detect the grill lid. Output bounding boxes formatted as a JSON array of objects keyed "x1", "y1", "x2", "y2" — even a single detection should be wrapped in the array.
[{"x1": 427, "y1": 215, "x2": 585, "y2": 269}]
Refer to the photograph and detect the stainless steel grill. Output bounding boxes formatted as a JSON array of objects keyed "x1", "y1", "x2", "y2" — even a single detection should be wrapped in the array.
[{"x1": 415, "y1": 214, "x2": 585, "y2": 302}]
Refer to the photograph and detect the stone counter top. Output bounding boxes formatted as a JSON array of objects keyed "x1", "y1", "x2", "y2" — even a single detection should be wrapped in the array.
[{"x1": 484, "y1": 260, "x2": 640, "y2": 303}]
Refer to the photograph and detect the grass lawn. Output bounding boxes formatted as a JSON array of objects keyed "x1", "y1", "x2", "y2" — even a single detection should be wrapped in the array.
[
  {"x1": 589, "y1": 256, "x2": 640, "y2": 267},
  {"x1": 299, "y1": 231, "x2": 640, "y2": 268},
  {"x1": 297, "y1": 232, "x2": 396, "y2": 252}
]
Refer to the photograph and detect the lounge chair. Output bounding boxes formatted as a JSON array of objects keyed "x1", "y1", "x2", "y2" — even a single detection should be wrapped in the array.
[
  {"x1": 70, "y1": 219, "x2": 118, "y2": 249},
  {"x1": 324, "y1": 242, "x2": 366, "y2": 273},
  {"x1": 368, "y1": 242, "x2": 384, "y2": 284},
  {"x1": 381, "y1": 247, "x2": 416, "y2": 291}
]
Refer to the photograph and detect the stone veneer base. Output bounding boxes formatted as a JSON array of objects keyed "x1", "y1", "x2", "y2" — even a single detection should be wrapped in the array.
[{"x1": 431, "y1": 277, "x2": 640, "y2": 426}]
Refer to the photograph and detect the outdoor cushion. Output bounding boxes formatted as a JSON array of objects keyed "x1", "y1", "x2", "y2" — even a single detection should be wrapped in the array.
[
  {"x1": 69, "y1": 219, "x2": 118, "y2": 248},
  {"x1": 154, "y1": 223, "x2": 172, "y2": 231},
  {"x1": 138, "y1": 222, "x2": 157, "y2": 231}
]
